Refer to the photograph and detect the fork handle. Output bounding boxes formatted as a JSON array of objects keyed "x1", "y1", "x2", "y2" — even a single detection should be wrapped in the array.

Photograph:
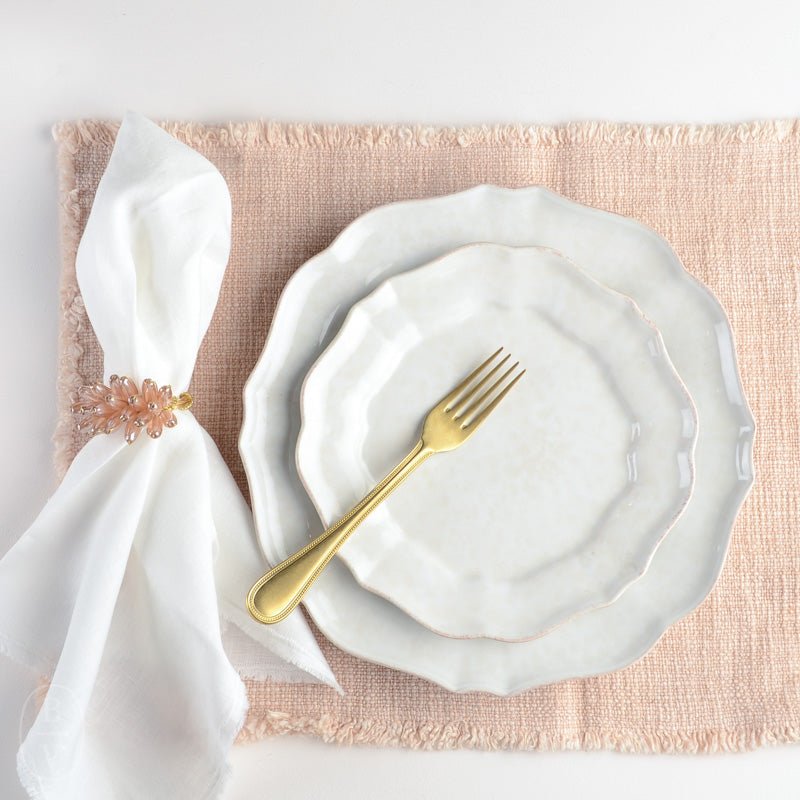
[{"x1": 247, "y1": 440, "x2": 433, "y2": 624}]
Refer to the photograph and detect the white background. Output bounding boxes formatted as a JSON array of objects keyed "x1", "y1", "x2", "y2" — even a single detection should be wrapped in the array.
[{"x1": 1, "y1": 1, "x2": 798, "y2": 797}]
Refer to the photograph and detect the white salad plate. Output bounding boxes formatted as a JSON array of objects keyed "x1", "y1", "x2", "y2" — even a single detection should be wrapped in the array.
[
  {"x1": 240, "y1": 185, "x2": 754, "y2": 694},
  {"x1": 296, "y1": 244, "x2": 698, "y2": 642}
]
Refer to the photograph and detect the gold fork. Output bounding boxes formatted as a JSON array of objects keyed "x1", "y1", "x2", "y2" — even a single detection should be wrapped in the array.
[{"x1": 247, "y1": 348, "x2": 525, "y2": 624}]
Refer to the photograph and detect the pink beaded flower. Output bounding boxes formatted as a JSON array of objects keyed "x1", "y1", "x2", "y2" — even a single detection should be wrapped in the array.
[{"x1": 71, "y1": 375, "x2": 193, "y2": 444}]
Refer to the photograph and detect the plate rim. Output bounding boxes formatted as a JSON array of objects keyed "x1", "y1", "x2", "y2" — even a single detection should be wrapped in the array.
[
  {"x1": 239, "y1": 184, "x2": 755, "y2": 694},
  {"x1": 294, "y1": 241, "x2": 699, "y2": 642}
]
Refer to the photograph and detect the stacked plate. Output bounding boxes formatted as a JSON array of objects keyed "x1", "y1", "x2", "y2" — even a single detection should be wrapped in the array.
[{"x1": 240, "y1": 186, "x2": 755, "y2": 695}]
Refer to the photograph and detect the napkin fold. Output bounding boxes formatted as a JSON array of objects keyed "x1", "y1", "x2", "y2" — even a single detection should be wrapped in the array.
[{"x1": 0, "y1": 112, "x2": 336, "y2": 800}]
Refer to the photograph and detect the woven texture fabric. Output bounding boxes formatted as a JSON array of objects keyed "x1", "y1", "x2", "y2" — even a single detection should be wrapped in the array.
[{"x1": 52, "y1": 119, "x2": 800, "y2": 753}]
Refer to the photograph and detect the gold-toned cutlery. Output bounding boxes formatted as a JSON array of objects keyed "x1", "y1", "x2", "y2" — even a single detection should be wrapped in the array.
[{"x1": 247, "y1": 348, "x2": 525, "y2": 624}]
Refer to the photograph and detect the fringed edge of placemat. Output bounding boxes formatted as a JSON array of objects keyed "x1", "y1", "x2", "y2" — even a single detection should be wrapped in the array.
[
  {"x1": 52, "y1": 117, "x2": 800, "y2": 153},
  {"x1": 52, "y1": 124, "x2": 89, "y2": 481},
  {"x1": 237, "y1": 710, "x2": 800, "y2": 754}
]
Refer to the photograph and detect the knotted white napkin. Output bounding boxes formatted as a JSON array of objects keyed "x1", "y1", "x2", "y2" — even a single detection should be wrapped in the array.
[{"x1": 0, "y1": 112, "x2": 336, "y2": 800}]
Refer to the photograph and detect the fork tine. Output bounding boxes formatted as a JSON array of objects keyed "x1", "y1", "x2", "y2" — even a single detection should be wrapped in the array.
[
  {"x1": 461, "y1": 367, "x2": 525, "y2": 429},
  {"x1": 451, "y1": 354, "x2": 511, "y2": 418},
  {"x1": 442, "y1": 347, "x2": 504, "y2": 409},
  {"x1": 459, "y1": 360, "x2": 519, "y2": 418}
]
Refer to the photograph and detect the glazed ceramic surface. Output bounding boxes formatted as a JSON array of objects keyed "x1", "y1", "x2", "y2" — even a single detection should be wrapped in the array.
[
  {"x1": 239, "y1": 186, "x2": 754, "y2": 694},
  {"x1": 296, "y1": 245, "x2": 697, "y2": 641}
]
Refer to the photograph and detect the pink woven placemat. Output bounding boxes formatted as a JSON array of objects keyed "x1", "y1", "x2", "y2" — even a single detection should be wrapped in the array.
[{"x1": 52, "y1": 119, "x2": 800, "y2": 753}]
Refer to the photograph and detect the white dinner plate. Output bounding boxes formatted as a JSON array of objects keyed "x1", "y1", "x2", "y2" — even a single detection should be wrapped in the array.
[
  {"x1": 296, "y1": 245, "x2": 697, "y2": 641},
  {"x1": 240, "y1": 185, "x2": 754, "y2": 694}
]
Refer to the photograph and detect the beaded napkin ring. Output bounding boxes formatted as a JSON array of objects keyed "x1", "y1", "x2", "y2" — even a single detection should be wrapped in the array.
[{"x1": 71, "y1": 375, "x2": 193, "y2": 444}]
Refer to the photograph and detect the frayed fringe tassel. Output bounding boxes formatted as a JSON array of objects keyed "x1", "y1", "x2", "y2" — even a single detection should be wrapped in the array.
[
  {"x1": 52, "y1": 125, "x2": 89, "y2": 481},
  {"x1": 237, "y1": 711, "x2": 800, "y2": 754},
  {"x1": 53, "y1": 118, "x2": 800, "y2": 153}
]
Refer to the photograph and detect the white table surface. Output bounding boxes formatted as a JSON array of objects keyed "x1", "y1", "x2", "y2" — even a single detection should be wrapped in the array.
[{"x1": 2, "y1": 1, "x2": 798, "y2": 797}]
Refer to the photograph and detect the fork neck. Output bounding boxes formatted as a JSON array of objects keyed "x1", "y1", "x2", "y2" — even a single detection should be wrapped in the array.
[{"x1": 405, "y1": 439, "x2": 435, "y2": 463}]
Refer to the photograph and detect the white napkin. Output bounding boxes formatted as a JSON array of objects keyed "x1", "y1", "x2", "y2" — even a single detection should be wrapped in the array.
[{"x1": 0, "y1": 112, "x2": 336, "y2": 800}]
